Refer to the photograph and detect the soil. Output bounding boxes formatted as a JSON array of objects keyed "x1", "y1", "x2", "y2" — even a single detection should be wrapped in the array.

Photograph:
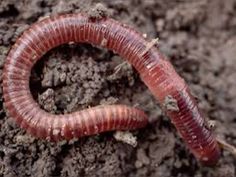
[{"x1": 0, "y1": 0, "x2": 236, "y2": 177}]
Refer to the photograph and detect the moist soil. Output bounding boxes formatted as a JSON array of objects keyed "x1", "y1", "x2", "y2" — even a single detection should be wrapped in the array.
[{"x1": 0, "y1": 0, "x2": 236, "y2": 177}]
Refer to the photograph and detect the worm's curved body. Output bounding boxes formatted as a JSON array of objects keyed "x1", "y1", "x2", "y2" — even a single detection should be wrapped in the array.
[{"x1": 3, "y1": 13, "x2": 220, "y2": 165}]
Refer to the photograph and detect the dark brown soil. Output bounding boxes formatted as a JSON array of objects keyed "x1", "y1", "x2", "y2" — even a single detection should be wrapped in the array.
[{"x1": 0, "y1": 0, "x2": 236, "y2": 177}]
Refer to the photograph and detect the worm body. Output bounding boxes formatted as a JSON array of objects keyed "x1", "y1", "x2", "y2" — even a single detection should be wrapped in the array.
[{"x1": 3, "y1": 13, "x2": 220, "y2": 165}]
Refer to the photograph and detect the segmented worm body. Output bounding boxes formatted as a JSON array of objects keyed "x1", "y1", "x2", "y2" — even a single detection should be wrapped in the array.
[{"x1": 3, "y1": 13, "x2": 220, "y2": 165}]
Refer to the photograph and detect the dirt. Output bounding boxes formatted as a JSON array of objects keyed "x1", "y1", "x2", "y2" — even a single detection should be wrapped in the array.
[
  {"x1": 0, "y1": 0, "x2": 236, "y2": 176},
  {"x1": 163, "y1": 95, "x2": 179, "y2": 112}
]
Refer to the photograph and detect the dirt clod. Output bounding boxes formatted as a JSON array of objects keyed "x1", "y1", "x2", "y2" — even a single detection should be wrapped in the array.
[
  {"x1": 113, "y1": 131, "x2": 137, "y2": 147},
  {"x1": 88, "y1": 3, "x2": 110, "y2": 19},
  {"x1": 163, "y1": 95, "x2": 179, "y2": 112},
  {"x1": 38, "y1": 88, "x2": 56, "y2": 113}
]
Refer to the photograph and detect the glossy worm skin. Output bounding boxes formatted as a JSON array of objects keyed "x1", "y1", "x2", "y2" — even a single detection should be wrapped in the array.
[{"x1": 3, "y1": 13, "x2": 220, "y2": 165}]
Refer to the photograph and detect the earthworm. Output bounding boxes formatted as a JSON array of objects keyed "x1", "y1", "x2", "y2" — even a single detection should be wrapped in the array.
[{"x1": 2, "y1": 13, "x2": 220, "y2": 165}]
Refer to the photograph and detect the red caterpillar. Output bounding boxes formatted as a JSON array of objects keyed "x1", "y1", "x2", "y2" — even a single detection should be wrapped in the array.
[{"x1": 2, "y1": 13, "x2": 220, "y2": 165}]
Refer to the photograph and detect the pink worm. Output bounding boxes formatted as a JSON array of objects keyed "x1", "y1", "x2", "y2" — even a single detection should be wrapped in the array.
[{"x1": 2, "y1": 13, "x2": 220, "y2": 165}]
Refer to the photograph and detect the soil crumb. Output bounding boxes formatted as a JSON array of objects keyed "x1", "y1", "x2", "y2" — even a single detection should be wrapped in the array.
[
  {"x1": 88, "y1": 3, "x2": 110, "y2": 19},
  {"x1": 163, "y1": 95, "x2": 179, "y2": 112},
  {"x1": 113, "y1": 131, "x2": 137, "y2": 147}
]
